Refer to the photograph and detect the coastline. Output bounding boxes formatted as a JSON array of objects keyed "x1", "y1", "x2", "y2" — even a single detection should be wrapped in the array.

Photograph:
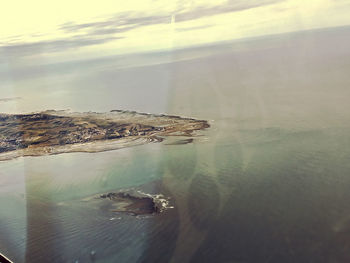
[{"x1": 0, "y1": 110, "x2": 209, "y2": 161}]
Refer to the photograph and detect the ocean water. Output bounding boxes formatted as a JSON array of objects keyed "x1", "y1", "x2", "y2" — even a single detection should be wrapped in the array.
[{"x1": 1, "y1": 27, "x2": 350, "y2": 262}]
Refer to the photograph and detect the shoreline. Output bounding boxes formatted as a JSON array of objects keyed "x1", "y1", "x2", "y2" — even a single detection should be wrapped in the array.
[{"x1": 0, "y1": 110, "x2": 209, "y2": 161}]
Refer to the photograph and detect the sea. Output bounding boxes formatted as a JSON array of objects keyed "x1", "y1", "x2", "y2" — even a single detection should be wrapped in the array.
[{"x1": 1, "y1": 26, "x2": 350, "y2": 262}]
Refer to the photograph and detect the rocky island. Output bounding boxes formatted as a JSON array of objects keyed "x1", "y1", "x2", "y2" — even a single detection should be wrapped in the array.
[
  {"x1": 99, "y1": 191, "x2": 166, "y2": 215},
  {"x1": 0, "y1": 110, "x2": 209, "y2": 161}
]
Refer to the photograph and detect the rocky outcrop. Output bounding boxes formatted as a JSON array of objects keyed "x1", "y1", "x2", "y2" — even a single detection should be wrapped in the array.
[{"x1": 100, "y1": 191, "x2": 163, "y2": 215}]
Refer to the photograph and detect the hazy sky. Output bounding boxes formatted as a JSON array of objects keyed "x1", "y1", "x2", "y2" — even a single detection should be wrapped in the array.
[{"x1": 1, "y1": 0, "x2": 350, "y2": 61}]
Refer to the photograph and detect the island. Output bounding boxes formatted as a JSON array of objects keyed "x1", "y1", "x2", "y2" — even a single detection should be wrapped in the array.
[
  {"x1": 0, "y1": 110, "x2": 209, "y2": 161},
  {"x1": 99, "y1": 191, "x2": 166, "y2": 215}
]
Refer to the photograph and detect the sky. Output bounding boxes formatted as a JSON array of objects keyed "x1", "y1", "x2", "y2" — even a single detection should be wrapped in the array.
[{"x1": 1, "y1": 0, "x2": 350, "y2": 61}]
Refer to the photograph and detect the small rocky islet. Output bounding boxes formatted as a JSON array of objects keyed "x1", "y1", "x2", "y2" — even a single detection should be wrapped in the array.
[{"x1": 99, "y1": 191, "x2": 167, "y2": 216}]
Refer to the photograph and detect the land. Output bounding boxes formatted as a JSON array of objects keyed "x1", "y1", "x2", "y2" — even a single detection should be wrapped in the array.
[
  {"x1": 0, "y1": 110, "x2": 209, "y2": 161},
  {"x1": 99, "y1": 191, "x2": 165, "y2": 215}
]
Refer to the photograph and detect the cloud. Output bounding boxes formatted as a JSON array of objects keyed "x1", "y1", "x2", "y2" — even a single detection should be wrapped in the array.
[
  {"x1": 60, "y1": 0, "x2": 283, "y2": 35},
  {"x1": 175, "y1": 0, "x2": 283, "y2": 22},
  {"x1": 60, "y1": 14, "x2": 171, "y2": 35},
  {"x1": 0, "y1": 36, "x2": 122, "y2": 56},
  {"x1": 176, "y1": 25, "x2": 213, "y2": 32},
  {"x1": 0, "y1": 0, "x2": 283, "y2": 58},
  {"x1": 90, "y1": 25, "x2": 137, "y2": 35}
]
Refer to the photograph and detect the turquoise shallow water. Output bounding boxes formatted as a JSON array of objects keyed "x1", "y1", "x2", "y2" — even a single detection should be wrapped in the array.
[{"x1": 1, "y1": 27, "x2": 350, "y2": 262}]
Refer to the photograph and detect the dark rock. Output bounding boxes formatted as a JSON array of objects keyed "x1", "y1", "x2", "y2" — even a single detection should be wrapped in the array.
[{"x1": 99, "y1": 191, "x2": 162, "y2": 215}]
